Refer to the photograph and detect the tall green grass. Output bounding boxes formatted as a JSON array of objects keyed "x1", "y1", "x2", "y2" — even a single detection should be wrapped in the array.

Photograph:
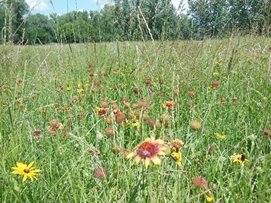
[{"x1": 1, "y1": 37, "x2": 271, "y2": 202}]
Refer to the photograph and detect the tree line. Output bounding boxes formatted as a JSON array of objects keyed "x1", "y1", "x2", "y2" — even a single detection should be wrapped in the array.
[{"x1": 0, "y1": 0, "x2": 270, "y2": 44}]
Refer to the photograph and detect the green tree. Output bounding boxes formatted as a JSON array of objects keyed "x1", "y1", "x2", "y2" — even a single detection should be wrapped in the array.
[
  {"x1": 25, "y1": 13, "x2": 54, "y2": 44},
  {"x1": 0, "y1": 0, "x2": 29, "y2": 44},
  {"x1": 188, "y1": 0, "x2": 230, "y2": 38}
]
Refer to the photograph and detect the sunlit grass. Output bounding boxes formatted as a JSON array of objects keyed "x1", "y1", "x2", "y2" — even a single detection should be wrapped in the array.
[{"x1": 1, "y1": 37, "x2": 271, "y2": 202}]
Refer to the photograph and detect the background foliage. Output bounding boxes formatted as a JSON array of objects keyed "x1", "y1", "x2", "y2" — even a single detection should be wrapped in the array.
[{"x1": 1, "y1": 0, "x2": 271, "y2": 44}]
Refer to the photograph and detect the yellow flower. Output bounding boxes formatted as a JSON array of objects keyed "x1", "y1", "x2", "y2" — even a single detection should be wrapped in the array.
[
  {"x1": 11, "y1": 162, "x2": 41, "y2": 182},
  {"x1": 208, "y1": 86, "x2": 217, "y2": 90},
  {"x1": 66, "y1": 85, "x2": 71, "y2": 91},
  {"x1": 77, "y1": 88, "x2": 84, "y2": 93},
  {"x1": 223, "y1": 76, "x2": 229, "y2": 80},
  {"x1": 130, "y1": 119, "x2": 139, "y2": 127},
  {"x1": 205, "y1": 194, "x2": 213, "y2": 202},
  {"x1": 126, "y1": 137, "x2": 170, "y2": 168},
  {"x1": 214, "y1": 60, "x2": 222, "y2": 66},
  {"x1": 171, "y1": 151, "x2": 182, "y2": 166},
  {"x1": 113, "y1": 69, "x2": 120, "y2": 74},
  {"x1": 213, "y1": 72, "x2": 220, "y2": 77},
  {"x1": 231, "y1": 153, "x2": 249, "y2": 166},
  {"x1": 120, "y1": 84, "x2": 126, "y2": 89},
  {"x1": 215, "y1": 133, "x2": 226, "y2": 139}
]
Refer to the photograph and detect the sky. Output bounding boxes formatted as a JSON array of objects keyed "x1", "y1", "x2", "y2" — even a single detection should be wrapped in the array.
[{"x1": 26, "y1": 0, "x2": 188, "y2": 15}]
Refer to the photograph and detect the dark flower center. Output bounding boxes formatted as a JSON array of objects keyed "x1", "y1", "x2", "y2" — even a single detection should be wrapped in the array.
[
  {"x1": 24, "y1": 168, "x2": 30, "y2": 173},
  {"x1": 137, "y1": 141, "x2": 158, "y2": 158}
]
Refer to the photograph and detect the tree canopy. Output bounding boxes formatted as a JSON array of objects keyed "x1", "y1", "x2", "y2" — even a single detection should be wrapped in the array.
[{"x1": 0, "y1": 0, "x2": 270, "y2": 44}]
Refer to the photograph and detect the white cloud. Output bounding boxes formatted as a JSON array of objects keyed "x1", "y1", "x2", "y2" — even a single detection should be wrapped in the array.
[
  {"x1": 90, "y1": 0, "x2": 111, "y2": 9},
  {"x1": 26, "y1": 0, "x2": 50, "y2": 11}
]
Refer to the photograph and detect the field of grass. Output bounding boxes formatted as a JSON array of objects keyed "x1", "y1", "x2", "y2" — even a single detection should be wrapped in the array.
[{"x1": 1, "y1": 37, "x2": 271, "y2": 203}]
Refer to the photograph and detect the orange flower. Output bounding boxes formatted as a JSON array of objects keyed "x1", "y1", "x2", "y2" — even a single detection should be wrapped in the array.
[
  {"x1": 126, "y1": 137, "x2": 170, "y2": 168},
  {"x1": 171, "y1": 139, "x2": 184, "y2": 151},
  {"x1": 95, "y1": 107, "x2": 108, "y2": 116},
  {"x1": 163, "y1": 101, "x2": 174, "y2": 108}
]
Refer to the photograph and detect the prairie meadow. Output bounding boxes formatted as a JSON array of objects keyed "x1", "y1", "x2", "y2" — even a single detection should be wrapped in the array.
[{"x1": 1, "y1": 36, "x2": 271, "y2": 202}]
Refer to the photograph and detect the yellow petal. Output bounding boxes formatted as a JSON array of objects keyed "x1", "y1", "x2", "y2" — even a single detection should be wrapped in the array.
[
  {"x1": 22, "y1": 175, "x2": 27, "y2": 182},
  {"x1": 126, "y1": 152, "x2": 136, "y2": 160},
  {"x1": 134, "y1": 155, "x2": 141, "y2": 165},
  {"x1": 155, "y1": 139, "x2": 164, "y2": 145},
  {"x1": 144, "y1": 158, "x2": 151, "y2": 168},
  {"x1": 27, "y1": 162, "x2": 34, "y2": 169},
  {"x1": 16, "y1": 162, "x2": 27, "y2": 168},
  {"x1": 151, "y1": 156, "x2": 161, "y2": 165}
]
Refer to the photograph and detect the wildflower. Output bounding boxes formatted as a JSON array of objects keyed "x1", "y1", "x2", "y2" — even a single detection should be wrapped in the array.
[
  {"x1": 173, "y1": 89, "x2": 179, "y2": 95},
  {"x1": 160, "y1": 114, "x2": 170, "y2": 123},
  {"x1": 208, "y1": 86, "x2": 215, "y2": 90},
  {"x1": 113, "y1": 69, "x2": 120, "y2": 74},
  {"x1": 122, "y1": 149, "x2": 132, "y2": 158},
  {"x1": 61, "y1": 128, "x2": 69, "y2": 136},
  {"x1": 231, "y1": 153, "x2": 249, "y2": 166},
  {"x1": 88, "y1": 149, "x2": 100, "y2": 155},
  {"x1": 77, "y1": 114, "x2": 85, "y2": 120},
  {"x1": 78, "y1": 88, "x2": 84, "y2": 93},
  {"x1": 194, "y1": 158, "x2": 200, "y2": 164},
  {"x1": 223, "y1": 76, "x2": 229, "y2": 80},
  {"x1": 205, "y1": 192, "x2": 213, "y2": 202},
  {"x1": 94, "y1": 107, "x2": 108, "y2": 116},
  {"x1": 186, "y1": 103, "x2": 194, "y2": 108},
  {"x1": 126, "y1": 137, "x2": 170, "y2": 168},
  {"x1": 214, "y1": 60, "x2": 222, "y2": 66},
  {"x1": 129, "y1": 119, "x2": 139, "y2": 127},
  {"x1": 33, "y1": 131, "x2": 43, "y2": 138},
  {"x1": 155, "y1": 121, "x2": 162, "y2": 129},
  {"x1": 213, "y1": 72, "x2": 220, "y2": 77},
  {"x1": 115, "y1": 111, "x2": 126, "y2": 123},
  {"x1": 220, "y1": 99, "x2": 227, "y2": 104},
  {"x1": 142, "y1": 113, "x2": 149, "y2": 121},
  {"x1": 163, "y1": 101, "x2": 174, "y2": 108},
  {"x1": 94, "y1": 167, "x2": 107, "y2": 180},
  {"x1": 215, "y1": 133, "x2": 226, "y2": 139},
  {"x1": 93, "y1": 80, "x2": 100, "y2": 86},
  {"x1": 148, "y1": 89, "x2": 153, "y2": 96},
  {"x1": 48, "y1": 119, "x2": 63, "y2": 135},
  {"x1": 17, "y1": 80, "x2": 23, "y2": 85},
  {"x1": 120, "y1": 84, "x2": 126, "y2": 89},
  {"x1": 148, "y1": 119, "x2": 156, "y2": 129},
  {"x1": 105, "y1": 127, "x2": 114, "y2": 138},
  {"x1": 144, "y1": 78, "x2": 152, "y2": 85},
  {"x1": 138, "y1": 99, "x2": 148, "y2": 108},
  {"x1": 193, "y1": 176, "x2": 208, "y2": 189},
  {"x1": 171, "y1": 151, "x2": 182, "y2": 166},
  {"x1": 133, "y1": 87, "x2": 139, "y2": 94},
  {"x1": 171, "y1": 139, "x2": 184, "y2": 151},
  {"x1": 190, "y1": 120, "x2": 201, "y2": 130},
  {"x1": 96, "y1": 132, "x2": 103, "y2": 140},
  {"x1": 263, "y1": 129, "x2": 271, "y2": 137},
  {"x1": 100, "y1": 100, "x2": 108, "y2": 108},
  {"x1": 212, "y1": 81, "x2": 220, "y2": 88},
  {"x1": 188, "y1": 91, "x2": 195, "y2": 97},
  {"x1": 232, "y1": 97, "x2": 238, "y2": 102},
  {"x1": 112, "y1": 146, "x2": 121, "y2": 154},
  {"x1": 208, "y1": 143, "x2": 215, "y2": 155},
  {"x1": 66, "y1": 85, "x2": 71, "y2": 91},
  {"x1": 89, "y1": 73, "x2": 95, "y2": 78},
  {"x1": 11, "y1": 162, "x2": 41, "y2": 182}
]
